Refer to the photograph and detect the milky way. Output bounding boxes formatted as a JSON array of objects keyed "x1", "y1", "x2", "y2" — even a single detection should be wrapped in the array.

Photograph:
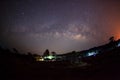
[{"x1": 0, "y1": 0, "x2": 120, "y2": 54}]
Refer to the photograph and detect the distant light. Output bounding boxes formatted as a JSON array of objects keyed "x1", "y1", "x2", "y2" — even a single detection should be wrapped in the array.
[
  {"x1": 47, "y1": 55, "x2": 54, "y2": 59},
  {"x1": 88, "y1": 52, "x2": 97, "y2": 56},
  {"x1": 44, "y1": 55, "x2": 55, "y2": 60},
  {"x1": 38, "y1": 58, "x2": 44, "y2": 61},
  {"x1": 118, "y1": 43, "x2": 120, "y2": 47},
  {"x1": 35, "y1": 56, "x2": 44, "y2": 61}
]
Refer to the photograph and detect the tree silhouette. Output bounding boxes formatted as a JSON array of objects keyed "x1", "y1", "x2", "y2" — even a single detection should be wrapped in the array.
[
  {"x1": 51, "y1": 51, "x2": 56, "y2": 56},
  {"x1": 27, "y1": 52, "x2": 32, "y2": 56},
  {"x1": 13, "y1": 48, "x2": 19, "y2": 54},
  {"x1": 43, "y1": 49, "x2": 49, "y2": 57},
  {"x1": 109, "y1": 36, "x2": 115, "y2": 43}
]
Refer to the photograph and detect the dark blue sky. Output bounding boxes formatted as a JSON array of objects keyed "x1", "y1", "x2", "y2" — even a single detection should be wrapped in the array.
[{"x1": 0, "y1": 0, "x2": 120, "y2": 54}]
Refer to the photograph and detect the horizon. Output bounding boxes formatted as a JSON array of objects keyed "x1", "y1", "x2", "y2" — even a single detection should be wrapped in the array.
[{"x1": 0, "y1": 37, "x2": 120, "y2": 55}]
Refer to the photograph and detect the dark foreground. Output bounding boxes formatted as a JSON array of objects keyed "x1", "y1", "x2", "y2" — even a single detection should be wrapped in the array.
[
  {"x1": 1, "y1": 59, "x2": 120, "y2": 80},
  {"x1": 1, "y1": 47, "x2": 120, "y2": 80}
]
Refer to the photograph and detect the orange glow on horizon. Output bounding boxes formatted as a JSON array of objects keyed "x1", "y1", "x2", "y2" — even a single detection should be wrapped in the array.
[
  {"x1": 111, "y1": 21, "x2": 120, "y2": 40},
  {"x1": 115, "y1": 33, "x2": 120, "y2": 40},
  {"x1": 113, "y1": 27, "x2": 120, "y2": 40}
]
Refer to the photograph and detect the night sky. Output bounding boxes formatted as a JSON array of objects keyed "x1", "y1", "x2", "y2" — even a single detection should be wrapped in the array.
[{"x1": 0, "y1": 0, "x2": 120, "y2": 54}]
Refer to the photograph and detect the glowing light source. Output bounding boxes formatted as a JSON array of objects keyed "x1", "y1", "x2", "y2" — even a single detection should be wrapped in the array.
[
  {"x1": 87, "y1": 51, "x2": 97, "y2": 56},
  {"x1": 47, "y1": 55, "x2": 54, "y2": 59},
  {"x1": 44, "y1": 55, "x2": 56, "y2": 60},
  {"x1": 35, "y1": 56, "x2": 44, "y2": 61},
  {"x1": 38, "y1": 58, "x2": 44, "y2": 61},
  {"x1": 118, "y1": 43, "x2": 120, "y2": 47}
]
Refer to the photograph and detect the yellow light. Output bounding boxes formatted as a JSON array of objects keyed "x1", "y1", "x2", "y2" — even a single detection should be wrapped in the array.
[
  {"x1": 38, "y1": 58, "x2": 44, "y2": 61},
  {"x1": 35, "y1": 56, "x2": 44, "y2": 61}
]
